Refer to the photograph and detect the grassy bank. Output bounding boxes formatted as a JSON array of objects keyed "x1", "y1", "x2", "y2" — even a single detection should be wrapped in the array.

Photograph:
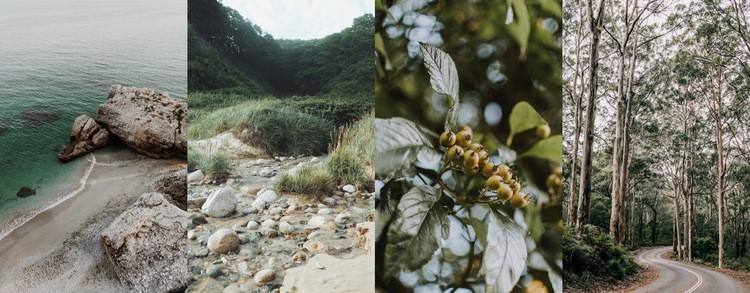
[
  {"x1": 274, "y1": 111, "x2": 374, "y2": 194},
  {"x1": 563, "y1": 225, "x2": 639, "y2": 289}
]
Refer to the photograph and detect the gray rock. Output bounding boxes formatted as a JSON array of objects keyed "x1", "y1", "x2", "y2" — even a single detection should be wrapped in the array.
[
  {"x1": 188, "y1": 170, "x2": 205, "y2": 182},
  {"x1": 223, "y1": 284, "x2": 242, "y2": 293},
  {"x1": 96, "y1": 85, "x2": 186, "y2": 158},
  {"x1": 192, "y1": 247, "x2": 209, "y2": 257},
  {"x1": 57, "y1": 115, "x2": 110, "y2": 162},
  {"x1": 251, "y1": 189, "x2": 278, "y2": 209},
  {"x1": 154, "y1": 169, "x2": 188, "y2": 211},
  {"x1": 201, "y1": 187, "x2": 238, "y2": 218},
  {"x1": 258, "y1": 167, "x2": 275, "y2": 178},
  {"x1": 246, "y1": 220, "x2": 260, "y2": 230},
  {"x1": 322, "y1": 197, "x2": 336, "y2": 206},
  {"x1": 279, "y1": 222, "x2": 294, "y2": 234},
  {"x1": 254, "y1": 269, "x2": 275, "y2": 285},
  {"x1": 206, "y1": 265, "x2": 222, "y2": 278},
  {"x1": 237, "y1": 261, "x2": 253, "y2": 276},
  {"x1": 261, "y1": 219, "x2": 277, "y2": 229},
  {"x1": 99, "y1": 193, "x2": 187, "y2": 292},
  {"x1": 269, "y1": 207, "x2": 283, "y2": 215},
  {"x1": 307, "y1": 216, "x2": 328, "y2": 229},
  {"x1": 197, "y1": 229, "x2": 212, "y2": 245},
  {"x1": 259, "y1": 227, "x2": 278, "y2": 238},
  {"x1": 207, "y1": 229, "x2": 240, "y2": 254},
  {"x1": 342, "y1": 184, "x2": 357, "y2": 193},
  {"x1": 317, "y1": 208, "x2": 332, "y2": 215},
  {"x1": 304, "y1": 207, "x2": 315, "y2": 214},
  {"x1": 310, "y1": 157, "x2": 320, "y2": 164},
  {"x1": 335, "y1": 213, "x2": 351, "y2": 224}
]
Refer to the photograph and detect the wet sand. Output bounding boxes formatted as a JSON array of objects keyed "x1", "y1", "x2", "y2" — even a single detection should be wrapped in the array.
[{"x1": 0, "y1": 154, "x2": 184, "y2": 292}]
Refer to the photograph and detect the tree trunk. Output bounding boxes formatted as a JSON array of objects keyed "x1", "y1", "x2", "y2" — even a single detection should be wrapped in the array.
[
  {"x1": 566, "y1": 0, "x2": 586, "y2": 227},
  {"x1": 575, "y1": 0, "x2": 606, "y2": 237},
  {"x1": 674, "y1": 188, "x2": 682, "y2": 260}
]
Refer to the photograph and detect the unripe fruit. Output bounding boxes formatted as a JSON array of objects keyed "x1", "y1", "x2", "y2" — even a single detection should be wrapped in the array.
[
  {"x1": 463, "y1": 150, "x2": 480, "y2": 166},
  {"x1": 462, "y1": 163, "x2": 479, "y2": 175},
  {"x1": 456, "y1": 130, "x2": 472, "y2": 147},
  {"x1": 511, "y1": 180, "x2": 521, "y2": 193},
  {"x1": 482, "y1": 163, "x2": 499, "y2": 178},
  {"x1": 510, "y1": 192, "x2": 527, "y2": 208},
  {"x1": 440, "y1": 131, "x2": 456, "y2": 147},
  {"x1": 447, "y1": 145, "x2": 464, "y2": 163},
  {"x1": 496, "y1": 183, "x2": 513, "y2": 200},
  {"x1": 468, "y1": 143, "x2": 485, "y2": 153},
  {"x1": 497, "y1": 165, "x2": 512, "y2": 182},
  {"x1": 486, "y1": 175, "x2": 503, "y2": 190},
  {"x1": 536, "y1": 124, "x2": 551, "y2": 138}
]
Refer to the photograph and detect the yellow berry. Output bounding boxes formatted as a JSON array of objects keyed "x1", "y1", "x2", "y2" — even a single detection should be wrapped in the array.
[
  {"x1": 468, "y1": 143, "x2": 484, "y2": 153},
  {"x1": 553, "y1": 166, "x2": 563, "y2": 176},
  {"x1": 456, "y1": 130, "x2": 472, "y2": 147},
  {"x1": 496, "y1": 183, "x2": 513, "y2": 200},
  {"x1": 440, "y1": 131, "x2": 456, "y2": 147},
  {"x1": 497, "y1": 165, "x2": 512, "y2": 182},
  {"x1": 510, "y1": 192, "x2": 527, "y2": 208},
  {"x1": 536, "y1": 125, "x2": 551, "y2": 138},
  {"x1": 511, "y1": 180, "x2": 521, "y2": 193},
  {"x1": 482, "y1": 163, "x2": 499, "y2": 178},
  {"x1": 463, "y1": 150, "x2": 480, "y2": 166},
  {"x1": 462, "y1": 163, "x2": 479, "y2": 175},
  {"x1": 447, "y1": 145, "x2": 464, "y2": 163},
  {"x1": 486, "y1": 175, "x2": 503, "y2": 190},
  {"x1": 459, "y1": 125, "x2": 473, "y2": 135}
]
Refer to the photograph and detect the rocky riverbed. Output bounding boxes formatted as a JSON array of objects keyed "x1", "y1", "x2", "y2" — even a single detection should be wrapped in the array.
[{"x1": 187, "y1": 155, "x2": 375, "y2": 292}]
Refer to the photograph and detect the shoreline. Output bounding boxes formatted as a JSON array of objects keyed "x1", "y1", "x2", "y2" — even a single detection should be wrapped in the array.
[{"x1": 0, "y1": 151, "x2": 184, "y2": 292}]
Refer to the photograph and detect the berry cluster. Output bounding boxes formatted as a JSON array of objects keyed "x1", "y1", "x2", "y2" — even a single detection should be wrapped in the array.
[{"x1": 440, "y1": 125, "x2": 530, "y2": 208}]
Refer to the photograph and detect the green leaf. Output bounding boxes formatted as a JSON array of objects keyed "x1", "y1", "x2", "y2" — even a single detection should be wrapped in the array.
[
  {"x1": 518, "y1": 135, "x2": 562, "y2": 163},
  {"x1": 420, "y1": 44, "x2": 460, "y2": 131},
  {"x1": 507, "y1": 101, "x2": 547, "y2": 145},
  {"x1": 384, "y1": 185, "x2": 451, "y2": 278},
  {"x1": 465, "y1": 217, "x2": 489, "y2": 249},
  {"x1": 482, "y1": 211, "x2": 527, "y2": 293},
  {"x1": 375, "y1": 118, "x2": 441, "y2": 179},
  {"x1": 506, "y1": 0, "x2": 531, "y2": 59}
]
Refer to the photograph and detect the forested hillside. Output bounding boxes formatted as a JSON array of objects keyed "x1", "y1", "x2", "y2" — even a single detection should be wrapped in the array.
[{"x1": 188, "y1": 0, "x2": 374, "y2": 97}]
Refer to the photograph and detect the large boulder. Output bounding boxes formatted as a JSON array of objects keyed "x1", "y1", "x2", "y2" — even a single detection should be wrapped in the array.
[
  {"x1": 201, "y1": 187, "x2": 237, "y2": 217},
  {"x1": 100, "y1": 193, "x2": 188, "y2": 292},
  {"x1": 153, "y1": 169, "x2": 187, "y2": 210},
  {"x1": 57, "y1": 115, "x2": 110, "y2": 162},
  {"x1": 96, "y1": 85, "x2": 186, "y2": 159}
]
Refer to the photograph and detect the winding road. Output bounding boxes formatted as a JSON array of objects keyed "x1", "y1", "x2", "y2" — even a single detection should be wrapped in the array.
[{"x1": 633, "y1": 246, "x2": 747, "y2": 293}]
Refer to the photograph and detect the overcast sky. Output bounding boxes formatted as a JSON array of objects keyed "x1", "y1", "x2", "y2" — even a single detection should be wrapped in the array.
[{"x1": 221, "y1": 0, "x2": 373, "y2": 40}]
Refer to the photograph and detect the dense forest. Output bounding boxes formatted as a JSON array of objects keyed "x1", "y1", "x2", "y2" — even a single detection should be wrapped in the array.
[
  {"x1": 563, "y1": 0, "x2": 750, "y2": 284},
  {"x1": 188, "y1": 0, "x2": 374, "y2": 97}
]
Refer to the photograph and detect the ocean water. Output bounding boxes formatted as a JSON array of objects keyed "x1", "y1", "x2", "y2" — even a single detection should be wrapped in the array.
[{"x1": 0, "y1": 0, "x2": 186, "y2": 238}]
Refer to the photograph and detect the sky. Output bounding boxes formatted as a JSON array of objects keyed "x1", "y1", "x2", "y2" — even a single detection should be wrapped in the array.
[{"x1": 221, "y1": 0, "x2": 373, "y2": 40}]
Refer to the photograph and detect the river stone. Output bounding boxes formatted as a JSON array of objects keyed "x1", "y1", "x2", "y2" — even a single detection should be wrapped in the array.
[
  {"x1": 254, "y1": 269, "x2": 275, "y2": 285},
  {"x1": 251, "y1": 189, "x2": 278, "y2": 209},
  {"x1": 207, "y1": 229, "x2": 240, "y2": 254},
  {"x1": 99, "y1": 193, "x2": 187, "y2": 292},
  {"x1": 342, "y1": 184, "x2": 356, "y2": 193},
  {"x1": 188, "y1": 170, "x2": 205, "y2": 182},
  {"x1": 201, "y1": 187, "x2": 237, "y2": 218}
]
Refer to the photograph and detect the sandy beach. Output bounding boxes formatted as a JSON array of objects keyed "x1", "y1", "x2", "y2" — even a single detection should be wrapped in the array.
[{"x1": 0, "y1": 152, "x2": 185, "y2": 292}]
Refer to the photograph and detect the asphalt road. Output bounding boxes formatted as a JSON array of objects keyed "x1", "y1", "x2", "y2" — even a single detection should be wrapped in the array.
[{"x1": 633, "y1": 246, "x2": 747, "y2": 293}]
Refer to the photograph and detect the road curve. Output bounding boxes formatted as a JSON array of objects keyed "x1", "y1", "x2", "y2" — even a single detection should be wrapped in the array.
[{"x1": 633, "y1": 246, "x2": 747, "y2": 293}]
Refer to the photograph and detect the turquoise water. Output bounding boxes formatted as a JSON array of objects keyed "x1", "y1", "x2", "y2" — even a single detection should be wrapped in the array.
[{"x1": 0, "y1": 0, "x2": 186, "y2": 236}]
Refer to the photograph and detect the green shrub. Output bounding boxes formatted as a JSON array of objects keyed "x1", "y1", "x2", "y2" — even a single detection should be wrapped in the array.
[
  {"x1": 326, "y1": 111, "x2": 374, "y2": 185},
  {"x1": 188, "y1": 149, "x2": 233, "y2": 180},
  {"x1": 563, "y1": 225, "x2": 639, "y2": 286},
  {"x1": 274, "y1": 164, "x2": 334, "y2": 194}
]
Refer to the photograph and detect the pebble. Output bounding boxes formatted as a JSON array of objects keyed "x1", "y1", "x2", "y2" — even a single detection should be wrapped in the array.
[
  {"x1": 322, "y1": 197, "x2": 336, "y2": 206},
  {"x1": 206, "y1": 264, "x2": 222, "y2": 278},
  {"x1": 246, "y1": 220, "x2": 259, "y2": 230},
  {"x1": 335, "y1": 213, "x2": 351, "y2": 224},
  {"x1": 317, "y1": 208, "x2": 332, "y2": 215},
  {"x1": 307, "y1": 216, "x2": 328, "y2": 228},
  {"x1": 304, "y1": 207, "x2": 314, "y2": 213},
  {"x1": 260, "y1": 227, "x2": 278, "y2": 237},
  {"x1": 254, "y1": 269, "x2": 275, "y2": 285},
  {"x1": 342, "y1": 184, "x2": 356, "y2": 193},
  {"x1": 269, "y1": 207, "x2": 283, "y2": 215},
  {"x1": 279, "y1": 221, "x2": 294, "y2": 234},
  {"x1": 207, "y1": 229, "x2": 240, "y2": 254},
  {"x1": 237, "y1": 261, "x2": 253, "y2": 276},
  {"x1": 192, "y1": 247, "x2": 209, "y2": 257},
  {"x1": 261, "y1": 219, "x2": 277, "y2": 229},
  {"x1": 223, "y1": 284, "x2": 241, "y2": 293}
]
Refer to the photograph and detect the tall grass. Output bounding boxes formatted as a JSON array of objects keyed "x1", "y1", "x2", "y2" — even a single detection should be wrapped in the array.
[
  {"x1": 188, "y1": 99, "x2": 334, "y2": 156},
  {"x1": 326, "y1": 111, "x2": 374, "y2": 185},
  {"x1": 274, "y1": 164, "x2": 335, "y2": 194},
  {"x1": 187, "y1": 147, "x2": 233, "y2": 180}
]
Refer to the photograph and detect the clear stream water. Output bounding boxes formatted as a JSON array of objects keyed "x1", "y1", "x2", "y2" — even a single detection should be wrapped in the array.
[{"x1": 0, "y1": 0, "x2": 186, "y2": 238}]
